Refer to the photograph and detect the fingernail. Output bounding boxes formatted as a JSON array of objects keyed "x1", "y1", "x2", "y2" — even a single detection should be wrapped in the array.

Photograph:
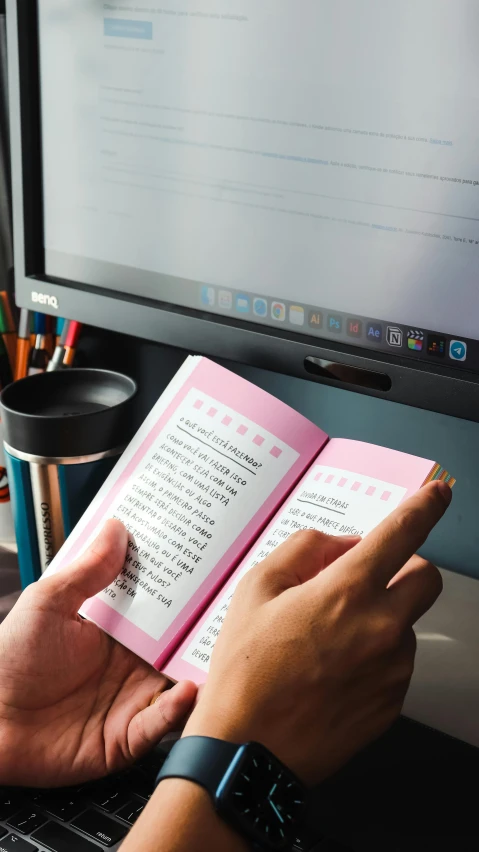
[
  {"x1": 340, "y1": 535, "x2": 362, "y2": 541},
  {"x1": 434, "y1": 481, "x2": 453, "y2": 505}
]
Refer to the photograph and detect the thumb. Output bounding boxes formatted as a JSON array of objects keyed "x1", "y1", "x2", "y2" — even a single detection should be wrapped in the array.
[
  {"x1": 254, "y1": 529, "x2": 362, "y2": 599},
  {"x1": 127, "y1": 681, "x2": 197, "y2": 762},
  {"x1": 46, "y1": 519, "x2": 129, "y2": 613}
]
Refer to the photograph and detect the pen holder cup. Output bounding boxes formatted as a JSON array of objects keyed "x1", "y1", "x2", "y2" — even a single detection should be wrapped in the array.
[{"x1": 0, "y1": 369, "x2": 137, "y2": 587}]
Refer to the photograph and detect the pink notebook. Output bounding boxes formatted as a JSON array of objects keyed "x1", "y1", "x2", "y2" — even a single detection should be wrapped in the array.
[{"x1": 46, "y1": 356, "x2": 454, "y2": 683}]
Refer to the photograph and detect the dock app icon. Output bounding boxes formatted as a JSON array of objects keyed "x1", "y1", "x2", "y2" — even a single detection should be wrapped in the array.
[
  {"x1": 427, "y1": 335, "x2": 445, "y2": 357},
  {"x1": 289, "y1": 305, "x2": 305, "y2": 326},
  {"x1": 235, "y1": 294, "x2": 250, "y2": 314},
  {"x1": 201, "y1": 286, "x2": 215, "y2": 307},
  {"x1": 386, "y1": 326, "x2": 403, "y2": 347},
  {"x1": 327, "y1": 314, "x2": 342, "y2": 333},
  {"x1": 367, "y1": 322, "x2": 382, "y2": 342},
  {"x1": 309, "y1": 310, "x2": 323, "y2": 329},
  {"x1": 407, "y1": 329, "x2": 424, "y2": 351},
  {"x1": 347, "y1": 319, "x2": 362, "y2": 338},
  {"x1": 449, "y1": 340, "x2": 467, "y2": 362},
  {"x1": 271, "y1": 302, "x2": 286, "y2": 321},
  {"x1": 218, "y1": 290, "x2": 232, "y2": 310}
]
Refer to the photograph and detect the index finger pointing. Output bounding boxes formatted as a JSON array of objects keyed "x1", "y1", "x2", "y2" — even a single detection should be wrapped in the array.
[{"x1": 330, "y1": 481, "x2": 452, "y2": 589}]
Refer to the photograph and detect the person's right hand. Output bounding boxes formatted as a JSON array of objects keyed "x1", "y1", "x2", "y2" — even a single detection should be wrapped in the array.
[{"x1": 184, "y1": 481, "x2": 451, "y2": 786}]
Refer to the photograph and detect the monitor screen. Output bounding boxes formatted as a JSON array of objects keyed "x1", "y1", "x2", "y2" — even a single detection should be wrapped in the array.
[{"x1": 36, "y1": 0, "x2": 479, "y2": 373}]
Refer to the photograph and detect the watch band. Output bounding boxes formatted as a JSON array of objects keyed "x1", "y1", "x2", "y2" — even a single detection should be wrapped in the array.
[{"x1": 156, "y1": 736, "x2": 240, "y2": 798}]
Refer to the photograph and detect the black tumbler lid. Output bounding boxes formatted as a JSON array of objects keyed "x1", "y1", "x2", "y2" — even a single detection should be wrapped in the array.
[{"x1": 0, "y1": 369, "x2": 137, "y2": 459}]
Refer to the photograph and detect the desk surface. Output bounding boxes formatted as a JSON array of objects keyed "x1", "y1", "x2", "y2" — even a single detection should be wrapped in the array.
[{"x1": 405, "y1": 566, "x2": 479, "y2": 748}]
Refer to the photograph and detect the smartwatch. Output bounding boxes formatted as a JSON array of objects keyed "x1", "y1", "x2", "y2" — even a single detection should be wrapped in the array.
[{"x1": 155, "y1": 736, "x2": 307, "y2": 850}]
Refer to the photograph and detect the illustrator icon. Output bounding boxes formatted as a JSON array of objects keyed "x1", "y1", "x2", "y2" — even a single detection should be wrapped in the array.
[{"x1": 309, "y1": 310, "x2": 323, "y2": 329}]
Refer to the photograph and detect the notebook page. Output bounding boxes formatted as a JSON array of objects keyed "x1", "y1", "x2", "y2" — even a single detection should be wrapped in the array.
[
  {"x1": 45, "y1": 357, "x2": 326, "y2": 668},
  {"x1": 166, "y1": 439, "x2": 438, "y2": 683}
]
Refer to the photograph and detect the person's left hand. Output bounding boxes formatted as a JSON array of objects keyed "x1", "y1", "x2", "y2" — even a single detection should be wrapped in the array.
[{"x1": 0, "y1": 520, "x2": 197, "y2": 788}]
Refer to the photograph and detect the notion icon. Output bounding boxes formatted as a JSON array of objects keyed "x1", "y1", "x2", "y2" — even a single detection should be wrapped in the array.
[{"x1": 386, "y1": 326, "x2": 403, "y2": 347}]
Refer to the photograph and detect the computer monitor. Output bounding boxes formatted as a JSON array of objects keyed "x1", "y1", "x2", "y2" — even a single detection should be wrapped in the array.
[{"x1": 7, "y1": 0, "x2": 479, "y2": 420}]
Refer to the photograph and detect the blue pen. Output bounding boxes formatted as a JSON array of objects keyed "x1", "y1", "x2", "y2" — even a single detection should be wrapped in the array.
[
  {"x1": 33, "y1": 312, "x2": 47, "y2": 335},
  {"x1": 55, "y1": 317, "x2": 65, "y2": 343}
]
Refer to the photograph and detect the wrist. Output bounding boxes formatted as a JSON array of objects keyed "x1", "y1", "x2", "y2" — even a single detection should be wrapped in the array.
[
  {"x1": 183, "y1": 700, "x2": 326, "y2": 787},
  {"x1": 123, "y1": 778, "x2": 249, "y2": 852},
  {"x1": 183, "y1": 700, "x2": 248, "y2": 744}
]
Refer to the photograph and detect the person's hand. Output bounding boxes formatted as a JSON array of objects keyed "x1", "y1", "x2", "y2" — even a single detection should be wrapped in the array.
[
  {"x1": 0, "y1": 520, "x2": 197, "y2": 788},
  {"x1": 184, "y1": 481, "x2": 451, "y2": 785}
]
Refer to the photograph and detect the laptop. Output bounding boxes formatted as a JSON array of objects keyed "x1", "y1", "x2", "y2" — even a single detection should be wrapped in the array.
[{"x1": 2, "y1": 716, "x2": 479, "y2": 852}]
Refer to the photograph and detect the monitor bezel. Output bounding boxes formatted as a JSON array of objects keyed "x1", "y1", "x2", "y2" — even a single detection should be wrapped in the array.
[{"x1": 7, "y1": 0, "x2": 479, "y2": 423}]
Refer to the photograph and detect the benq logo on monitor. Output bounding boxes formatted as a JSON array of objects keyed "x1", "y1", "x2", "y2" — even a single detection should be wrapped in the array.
[{"x1": 31, "y1": 291, "x2": 59, "y2": 310}]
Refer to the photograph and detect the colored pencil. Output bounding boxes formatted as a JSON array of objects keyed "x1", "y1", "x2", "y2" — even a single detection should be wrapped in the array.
[
  {"x1": 14, "y1": 308, "x2": 32, "y2": 381},
  {"x1": 62, "y1": 321, "x2": 82, "y2": 368},
  {"x1": 0, "y1": 291, "x2": 17, "y2": 374},
  {"x1": 55, "y1": 318, "x2": 65, "y2": 347},
  {"x1": 44, "y1": 315, "x2": 54, "y2": 357}
]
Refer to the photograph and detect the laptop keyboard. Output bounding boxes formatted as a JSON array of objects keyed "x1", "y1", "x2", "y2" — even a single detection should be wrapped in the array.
[
  {"x1": 0, "y1": 751, "x2": 157, "y2": 852},
  {"x1": 0, "y1": 748, "x2": 345, "y2": 852}
]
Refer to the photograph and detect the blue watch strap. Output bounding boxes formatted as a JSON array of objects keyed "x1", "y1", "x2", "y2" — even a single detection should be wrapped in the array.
[{"x1": 155, "y1": 736, "x2": 240, "y2": 798}]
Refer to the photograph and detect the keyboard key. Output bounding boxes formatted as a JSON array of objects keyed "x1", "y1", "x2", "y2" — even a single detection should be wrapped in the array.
[
  {"x1": 90, "y1": 783, "x2": 128, "y2": 814},
  {"x1": 116, "y1": 798, "x2": 145, "y2": 825},
  {"x1": 0, "y1": 836, "x2": 38, "y2": 852},
  {"x1": 37, "y1": 791, "x2": 85, "y2": 822},
  {"x1": 0, "y1": 792, "x2": 24, "y2": 821},
  {"x1": 0, "y1": 828, "x2": 6, "y2": 840},
  {"x1": 124, "y1": 769, "x2": 153, "y2": 801},
  {"x1": 71, "y1": 810, "x2": 127, "y2": 847},
  {"x1": 32, "y1": 822, "x2": 98, "y2": 852},
  {"x1": 7, "y1": 810, "x2": 46, "y2": 835}
]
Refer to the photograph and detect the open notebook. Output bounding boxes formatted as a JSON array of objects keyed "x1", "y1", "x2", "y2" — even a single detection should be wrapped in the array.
[{"x1": 46, "y1": 356, "x2": 454, "y2": 684}]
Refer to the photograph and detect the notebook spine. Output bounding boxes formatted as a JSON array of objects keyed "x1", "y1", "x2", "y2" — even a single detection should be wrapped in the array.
[{"x1": 422, "y1": 464, "x2": 456, "y2": 489}]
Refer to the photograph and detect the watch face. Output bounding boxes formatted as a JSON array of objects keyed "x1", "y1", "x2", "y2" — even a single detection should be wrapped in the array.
[{"x1": 219, "y1": 744, "x2": 306, "y2": 849}]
